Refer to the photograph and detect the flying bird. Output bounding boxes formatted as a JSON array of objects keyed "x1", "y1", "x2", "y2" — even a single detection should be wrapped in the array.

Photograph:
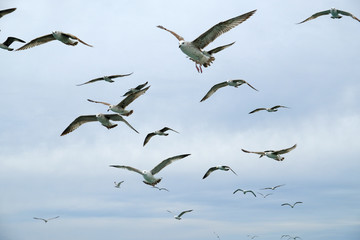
[
  {"x1": 114, "y1": 181, "x2": 124, "y2": 188},
  {"x1": 152, "y1": 186, "x2": 169, "y2": 192},
  {"x1": 202, "y1": 165, "x2": 237, "y2": 179},
  {"x1": 157, "y1": 10, "x2": 256, "y2": 73},
  {"x1": 200, "y1": 79, "x2": 258, "y2": 102},
  {"x1": 0, "y1": 37, "x2": 25, "y2": 51},
  {"x1": 16, "y1": 31, "x2": 92, "y2": 50},
  {"x1": 60, "y1": 113, "x2": 139, "y2": 136},
  {"x1": 123, "y1": 81, "x2": 148, "y2": 97},
  {"x1": 249, "y1": 105, "x2": 289, "y2": 114},
  {"x1": 77, "y1": 73, "x2": 133, "y2": 86},
  {"x1": 241, "y1": 144, "x2": 297, "y2": 161},
  {"x1": 261, "y1": 184, "x2": 285, "y2": 190},
  {"x1": 298, "y1": 8, "x2": 360, "y2": 24},
  {"x1": 167, "y1": 209, "x2": 193, "y2": 220},
  {"x1": 233, "y1": 189, "x2": 257, "y2": 197},
  {"x1": 247, "y1": 235, "x2": 258, "y2": 239},
  {"x1": 0, "y1": 8, "x2": 16, "y2": 18},
  {"x1": 257, "y1": 192, "x2": 273, "y2": 198},
  {"x1": 281, "y1": 202, "x2": 303, "y2": 208},
  {"x1": 33, "y1": 216, "x2": 59, "y2": 223},
  {"x1": 110, "y1": 153, "x2": 190, "y2": 186},
  {"x1": 143, "y1": 127, "x2": 179, "y2": 146},
  {"x1": 87, "y1": 86, "x2": 149, "y2": 116}
]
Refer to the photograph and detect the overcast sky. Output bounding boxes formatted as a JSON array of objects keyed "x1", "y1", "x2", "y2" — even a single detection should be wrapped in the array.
[{"x1": 1, "y1": 0, "x2": 359, "y2": 240}]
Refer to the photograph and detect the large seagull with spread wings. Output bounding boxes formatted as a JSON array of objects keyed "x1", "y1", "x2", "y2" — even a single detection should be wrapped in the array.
[
  {"x1": 157, "y1": 10, "x2": 256, "y2": 73},
  {"x1": 109, "y1": 154, "x2": 190, "y2": 186}
]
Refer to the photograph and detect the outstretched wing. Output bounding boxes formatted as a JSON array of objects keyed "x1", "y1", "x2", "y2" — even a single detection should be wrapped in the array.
[
  {"x1": 241, "y1": 149, "x2": 266, "y2": 156},
  {"x1": 192, "y1": 10, "x2": 256, "y2": 49},
  {"x1": 249, "y1": 108, "x2": 266, "y2": 114},
  {"x1": 87, "y1": 99, "x2": 111, "y2": 106},
  {"x1": 207, "y1": 42, "x2": 235, "y2": 55},
  {"x1": 123, "y1": 81, "x2": 148, "y2": 96},
  {"x1": 143, "y1": 132, "x2": 156, "y2": 146},
  {"x1": 108, "y1": 73, "x2": 133, "y2": 79},
  {"x1": 202, "y1": 167, "x2": 218, "y2": 179},
  {"x1": 297, "y1": 10, "x2": 331, "y2": 24},
  {"x1": 60, "y1": 115, "x2": 97, "y2": 136},
  {"x1": 157, "y1": 25, "x2": 184, "y2": 41},
  {"x1": 63, "y1": 33, "x2": 93, "y2": 47},
  {"x1": 233, "y1": 188, "x2": 244, "y2": 194},
  {"x1": 245, "y1": 190, "x2": 257, "y2": 197},
  {"x1": 118, "y1": 86, "x2": 150, "y2": 108},
  {"x1": 226, "y1": 166, "x2": 237, "y2": 176},
  {"x1": 77, "y1": 77, "x2": 104, "y2": 86},
  {"x1": 16, "y1": 34, "x2": 55, "y2": 50},
  {"x1": 47, "y1": 216, "x2": 60, "y2": 221},
  {"x1": 274, "y1": 144, "x2": 297, "y2": 155},
  {"x1": 200, "y1": 81, "x2": 228, "y2": 102},
  {"x1": 33, "y1": 217, "x2": 46, "y2": 222},
  {"x1": 338, "y1": 10, "x2": 360, "y2": 22},
  {"x1": 151, "y1": 154, "x2": 191, "y2": 175},
  {"x1": 178, "y1": 209, "x2": 193, "y2": 217},
  {"x1": 243, "y1": 81, "x2": 259, "y2": 91},
  {"x1": 160, "y1": 127, "x2": 179, "y2": 133},
  {"x1": 0, "y1": 8, "x2": 16, "y2": 18},
  {"x1": 294, "y1": 201, "x2": 303, "y2": 206},
  {"x1": 281, "y1": 203, "x2": 292, "y2": 207},
  {"x1": 106, "y1": 114, "x2": 139, "y2": 133},
  {"x1": 3, "y1": 37, "x2": 25, "y2": 47},
  {"x1": 109, "y1": 165, "x2": 143, "y2": 175}
]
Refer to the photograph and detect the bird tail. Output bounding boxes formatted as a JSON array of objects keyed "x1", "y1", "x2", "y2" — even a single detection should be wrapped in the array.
[{"x1": 107, "y1": 124, "x2": 118, "y2": 129}]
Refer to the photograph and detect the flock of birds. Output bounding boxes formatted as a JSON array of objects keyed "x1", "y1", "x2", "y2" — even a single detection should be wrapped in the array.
[{"x1": 2, "y1": 5, "x2": 359, "y2": 239}]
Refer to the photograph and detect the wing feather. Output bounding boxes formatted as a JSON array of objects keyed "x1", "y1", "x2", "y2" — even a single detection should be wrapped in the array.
[
  {"x1": 151, "y1": 154, "x2": 190, "y2": 175},
  {"x1": 117, "y1": 86, "x2": 150, "y2": 108},
  {"x1": 3, "y1": 37, "x2": 25, "y2": 47},
  {"x1": 297, "y1": 10, "x2": 331, "y2": 24},
  {"x1": 200, "y1": 81, "x2": 228, "y2": 102},
  {"x1": 143, "y1": 132, "x2": 156, "y2": 146},
  {"x1": 192, "y1": 10, "x2": 256, "y2": 49},
  {"x1": 62, "y1": 33, "x2": 93, "y2": 47},
  {"x1": 160, "y1": 127, "x2": 179, "y2": 133},
  {"x1": 202, "y1": 167, "x2": 217, "y2": 179},
  {"x1": 178, "y1": 209, "x2": 193, "y2": 217},
  {"x1": 249, "y1": 108, "x2": 266, "y2": 114},
  {"x1": 109, "y1": 165, "x2": 143, "y2": 175},
  {"x1": 0, "y1": 8, "x2": 16, "y2": 18},
  {"x1": 241, "y1": 149, "x2": 265, "y2": 155},
  {"x1": 157, "y1": 25, "x2": 184, "y2": 41},
  {"x1": 337, "y1": 10, "x2": 360, "y2": 22},
  {"x1": 16, "y1": 34, "x2": 55, "y2": 50},
  {"x1": 274, "y1": 144, "x2": 297, "y2": 155},
  {"x1": 106, "y1": 114, "x2": 139, "y2": 133},
  {"x1": 87, "y1": 99, "x2": 111, "y2": 106},
  {"x1": 60, "y1": 115, "x2": 97, "y2": 136}
]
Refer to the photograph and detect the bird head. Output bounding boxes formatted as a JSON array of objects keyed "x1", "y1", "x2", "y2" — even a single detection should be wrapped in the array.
[{"x1": 178, "y1": 40, "x2": 185, "y2": 48}]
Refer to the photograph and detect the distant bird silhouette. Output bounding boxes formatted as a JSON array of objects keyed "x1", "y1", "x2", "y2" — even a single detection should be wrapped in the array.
[
  {"x1": 257, "y1": 192, "x2": 272, "y2": 198},
  {"x1": 114, "y1": 181, "x2": 124, "y2": 188},
  {"x1": 0, "y1": 37, "x2": 25, "y2": 51},
  {"x1": 110, "y1": 154, "x2": 190, "y2": 186},
  {"x1": 233, "y1": 189, "x2": 256, "y2": 197},
  {"x1": 202, "y1": 165, "x2": 237, "y2": 179},
  {"x1": 298, "y1": 8, "x2": 360, "y2": 24},
  {"x1": 143, "y1": 127, "x2": 179, "y2": 146},
  {"x1": 167, "y1": 209, "x2": 193, "y2": 220},
  {"x1": 60, "y1": 113, "x2": 139, "y2": 136},
  {"x1": 249, "y1": 105, "x2": 288, "y2": 114},
  {"x1": 16, "y1": 31, "x2": 92, "y2": 50},
  {"x1": 123, "y1": 81, "x2": 148, "y2": 97},
  {"x1": 157, "y1": 10, "x2": 256, "y2": 72},
  {"x1": 200, "y1": 79, "x2": 258, "y2": 102},
  {"x1": 261, "y1": 184, "x2": 285, "y2": 190},
  {"x1": 0, "y1": 8, "x2": 16, "y2": 19},
  {"x1": 87, "y1": 86, "x2": 149, "y2": 116},
  {"x1": 152, "y1": 186, "x2": 169, "y2": 192},
  {"x1": 242, "y1": 144, "x2": 297, "y2": 161},
  {"x1": 282, "y1": 235, "x2": 302, "y2": 240},
  {"x1": 213, "y1": 232, "x2": 220, "y2": 240},
  {"x1": 77, "y1": 73, "x2": 133, "y2": 86},
  {"x1": 33, "y1": 216, "x2": 59, "y2": 223},
  {"x1": 281, "y1": 202, "x2": 303, "y2": 208},
  {"x1": 247, "y1": 235, "x2": 259, "y2": 239}
]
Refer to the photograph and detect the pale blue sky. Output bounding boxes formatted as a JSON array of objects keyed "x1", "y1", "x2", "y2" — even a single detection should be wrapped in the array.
[{"x1": 1, "y1": 0, "x2": 359, "y2": 240}]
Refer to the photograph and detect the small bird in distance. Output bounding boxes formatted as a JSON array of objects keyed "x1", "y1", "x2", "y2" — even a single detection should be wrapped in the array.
[
  {"x1": 233, "y1": 189, "x2": 257, "y2": 197},
  {"x1": 167, "y1": 209, "x2": 193, "y2": 220},
  {"x1": 33, "y1": 216, "x2": 59, "y2": 223},
  {"x1": 281, "y1": 202, "x2": 303, "y2": 208},
  {"x1": 202, "y1": 165, "x2": 237, "y2": 179}
]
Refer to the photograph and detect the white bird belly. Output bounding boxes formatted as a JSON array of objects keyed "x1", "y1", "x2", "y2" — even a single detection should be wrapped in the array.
[{"x1": 180, "y1": 44, "x2": 210, "y2": 64}]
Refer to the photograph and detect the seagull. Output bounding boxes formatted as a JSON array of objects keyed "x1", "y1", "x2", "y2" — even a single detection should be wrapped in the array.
[
  {"x1": 298, "y1": 8, "x2": 360, "y2": 24},
  {"x1": 261, "y1": 184, "x2": 285, "y2": 190},
  {"x1": 114, "y1": 181, "x2": 124, "y2": 188},
  {"x1": 87, "y1": 86, "x2": 149, "y2": 116},
  {"x1": 281, "y1": 202, "x2": 303, "y2": 208},
  {"x1": 241, "y1": 144, "x2": 297, "y2": 161},
  {"x1": 247, "y1": 235, "x2": 258, "y2": 239},
  {"x1": 152, "y1": 186, "x2": 169, "y2": 192},
  {"x1": 16, "y1": 31, "x2": 92, "y2": 50},
  {"x1": 233, "y1": 189, "x2": 257, "y2": 197},
  {"x1": 281, "y1": 235, "x2": 291, "y2": 239},
  {"x1": 0, "y1": 8, "x2": 16, "y2": 18},
  {"x1": 167, "y1": 209, "x2": 193, "y2": 220},
  {"x1": 249, "y1": 105, "x2": 289, "y2": 114},
  {"x1": 110, "y1": 153, "x2": 191, "y2": 186},
  {"x1": 60, "y1": 113, "x2": 139, "y2": 136},
  {"x1": 143, "y1": 127, "x2": 179, "y2": 146},
  {"x1": 33, "y1": 216, "x2": 59, "y2": 223},
  {"x1": 77, "y1": 73, "x2": 133, "y2": 86},
  {"x1": 123, "y1": 81, "x2": 148, "y2": 97},
  {"x1": 202, "y1": 165, "x2": 237, "y2": 179},
  {"x1": 157, "y1": 10, "x2": 256, "y2": 73},
  {"x1": 200, "y1": 79, "x2": 258, "y2": 102},
  {"x1": 257, "y1": 192, "x2": 273, "y2": 198},
  {"x1": 0, "y1": 37, "x2": 25, "y2": 51}
]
